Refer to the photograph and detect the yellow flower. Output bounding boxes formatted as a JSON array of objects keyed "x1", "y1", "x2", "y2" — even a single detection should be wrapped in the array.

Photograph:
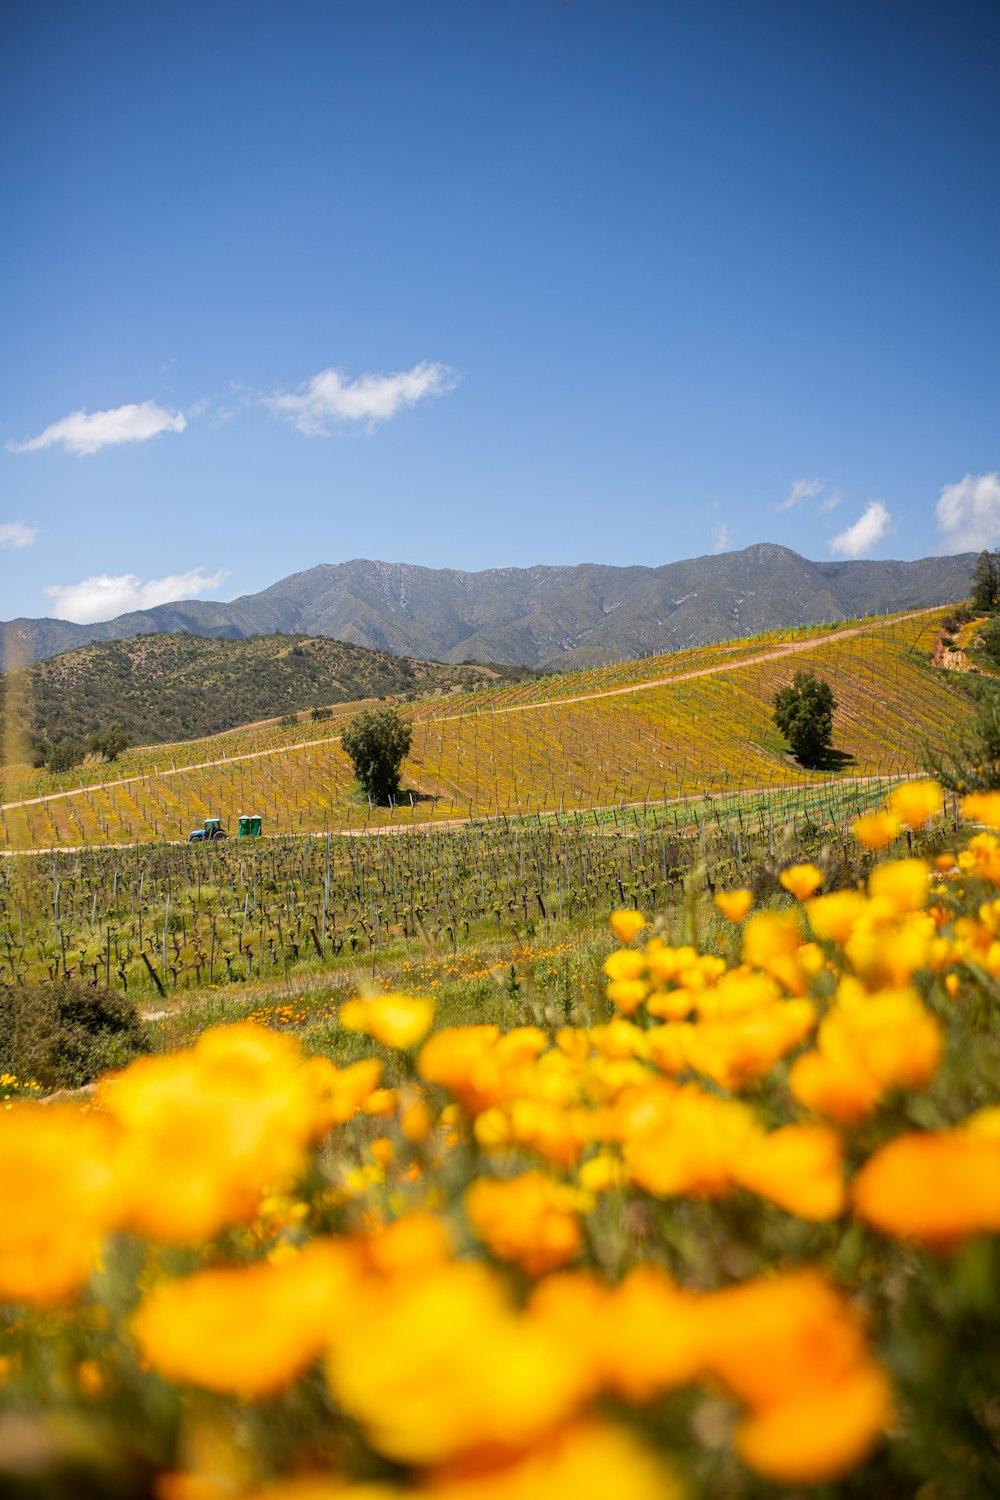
[
  {"x1": 424, "y1": 1420, "x2": 682, "y2": 1500},
  {"x1": 303, "y1": 1056, "x2": 383, "y2": 1130},
  {"x1": 714, "y1": 889, "x2": 753, "y2": 923},
  {"x1": 133, "y1": 1239, "x2": 358, "y2": 1395},
  {"x1": 577, "y1": 1151, "x2": 626, "y2": 1193},
  {"x1": 609, "y1": 909, "x2": 646, "y2": 944},
  {"x1": 888, "y1": 778, "x2": 944, "y2": 829},
  {"x1": 779, "y1": 863, "x2": 823, "y2": 901},
  {"x1": 867, "y1": 858, "x2": 930, "y2": 915},
  {"x1": 852, "y1": 810, "x2": 901, "y2": 851},
  {"x1": 605, "y1": 979, "x2": 651, "y2": 1016},
  {"x1": 100, "y1": 1023, "x2": 323, "y2": 1244},
  {"x1": 325, "y1": 1261, "x2": 587, "y2": 1465},
  {"x1": 339, "y1": 993, "x2": 435, "y2": 1049},
  {"x1": 742, "y1": 908, "x2": 808, "y2": 993},
  {"x1": 602, "y1": 949, "x2": 650, "y2": 1015},
  {"x1": 418, "y1": 1026, "x2": 502, "y2": 1115},
  {"x1": 806, "y1": 890, "x2": 868, "y2": 945}
]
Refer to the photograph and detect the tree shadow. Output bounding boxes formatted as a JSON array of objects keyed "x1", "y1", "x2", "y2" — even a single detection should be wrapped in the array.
[{"x1": 797, "y1": 747, "x2": 856, "y2": 772}]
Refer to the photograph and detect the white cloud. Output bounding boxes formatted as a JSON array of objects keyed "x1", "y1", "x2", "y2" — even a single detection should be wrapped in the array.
[
  {"x1": 935, "y1": 472, "x2": 1000, "y2": 552},
  {"x1": 817, "y1": 490, "x2": 843, "y2": 513},
  {"x1": 711, "y1": 522, "x2": 731, "y2": 553},
  {"x1": 268, "y1": 360, "x2": 458, "y2": 435},
  {"x1": 829, "y1": 500, "x2": 892, "y2": 559},
  {"x1": 777, "y1": 477, "x2": 823, "y2": 511},
  {"x1": 44, "y1": 566, "x2": 227, "y2": 624},
  {"x1": 6, "y1": 400, "x2": 186, "y2": 457},
  {"x1": 0, "y1": 521, "x2": 38, "y2": 549}
]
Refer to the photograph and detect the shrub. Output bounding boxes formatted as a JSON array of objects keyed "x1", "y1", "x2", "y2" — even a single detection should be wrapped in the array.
[
  {"x1": 0, "y1": 979, "x2": 151, "y2": 1091},
  {"x1": 924, "y1": 678, "x2": 1000, "y2": 793}
]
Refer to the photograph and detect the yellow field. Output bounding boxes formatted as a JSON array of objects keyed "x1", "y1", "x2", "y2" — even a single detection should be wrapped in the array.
[{"x1": 0, "y1": 608, "x2": 967, "y2": 849}]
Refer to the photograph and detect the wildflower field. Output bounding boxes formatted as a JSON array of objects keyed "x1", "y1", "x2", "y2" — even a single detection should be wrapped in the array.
[
  {"x1": 0, "y1": 608, "x2": 966, "y2": 849},
  {"x1": 4, "y1": 779, "x2": 1000, "y2": 1497}
]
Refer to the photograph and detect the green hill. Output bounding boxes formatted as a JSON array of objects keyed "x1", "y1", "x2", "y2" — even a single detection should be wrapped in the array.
[{"x1": 1, "y1": 633, "x2": 527, "y2": 758}]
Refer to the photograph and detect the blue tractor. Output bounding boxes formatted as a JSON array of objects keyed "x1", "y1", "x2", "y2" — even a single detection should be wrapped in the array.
[{"x1": 188, "y1": 816, "x2": 227, "y2": 843}]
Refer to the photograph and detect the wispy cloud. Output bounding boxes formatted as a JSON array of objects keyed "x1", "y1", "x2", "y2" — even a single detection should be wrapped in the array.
[
  {"x1": 6, "y1": 400, "x2": 186, "y2": 457},
  {"x1": 935, "y1": 472, "x2": 1000, "y2": 552},
  {"x1": 268, "y1": 361, "x2": 458, "y2": 436},
  {"x1": 829, "y1": 500, "x2": 892, "y2": 559},
  {"x1": 0, "y1": 521, "x2": 38, "y2": 549},
  {"x1": 818, "y1": 490, "x2": 843, "y2": 513},
  {"x1": 777, "y1": 477, "x2": 823, "y2": 511},
  {"x1": 44, "y1": 566, "x2": 227, "y2": 624},
  {"x1": 711, "y1": 522, "x2": 731, "y2": 554}
]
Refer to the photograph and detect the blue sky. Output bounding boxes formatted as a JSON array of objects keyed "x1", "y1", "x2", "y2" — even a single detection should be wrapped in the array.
[{"x1": 2, "y1": 0, "x2": 998, "y2": 623}]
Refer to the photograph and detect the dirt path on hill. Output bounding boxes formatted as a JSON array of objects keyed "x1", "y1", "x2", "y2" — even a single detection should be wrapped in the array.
[{"x1": 0, "y1": 605, "x2": 945, "y2": 821}]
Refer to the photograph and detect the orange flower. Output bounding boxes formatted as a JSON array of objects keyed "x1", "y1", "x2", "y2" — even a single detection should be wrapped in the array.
[
  {"x1": 961, "y1": 791, "x2": 1000, "y2": 829},
  {"x1": 594, "y1": 1265, "x2": 707, "y2": 1400},
  {"x1": 852, "y1": 810, "x2": 901, "y2": 851},
  {"x1": 806, "y1": 890, "x2": 868, "y2": 945},
  {"x1": 789, "y1": 1048, "x2": 883, "y2": 1124},
  {"x1": 714, "y1": 889, "x2": 753, "y2": 923},
  {"x1": 339, "y1": 993, "x2": 435, "y2": 1050},
  {"x1": 465, "y1": 1172, "x2": 585, "y2": 1276},
  {"x1": 742, "y1": 908, "x2": 808, "y2": 993},
  {"x1": 100, "y1": 1024, "x2": 322, "y2": 1244},
  {"x1": 325, "y1": 1261, "x2": 587, "y2": 1465},
  {"x1": 703, "y1": 1270, "x2": 892, "y2": 1484},
  {"x1": 425, "y1": 1420, "x2": 682, "y2": 1500},
  {"x1": 779, "y1": 863, "x2": 823, "y2": 901},
  {"x1": 734, "y1": 1362, "x2": 893, "y2": 1485},
  {"x1": 609, "y1": 909, "x2": 646, "y2": 944},
  {"x1": 133, "y1": 1239, "x2": 357, "y2": 1395},
  {"x1": 888, "y1": 778, "x2": 943, "y2": 830},
  {"x1": 0, "y1": 1106, "x2": 118, "y2": 1306},
  {"x1": 734, "y1": 1124, "x2": 846, "y2": 1220},
  {"x1": 418, "y1": 1026, "x2": 502, "y2": 1116},
  {"x1": 853, "y1": 1129, "x2": 1000, "y2": 1247}
]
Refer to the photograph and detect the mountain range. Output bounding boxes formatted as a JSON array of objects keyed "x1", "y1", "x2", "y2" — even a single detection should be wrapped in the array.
[{"x1": 0, "y1": 545, "x2": 975, "y2": 672}]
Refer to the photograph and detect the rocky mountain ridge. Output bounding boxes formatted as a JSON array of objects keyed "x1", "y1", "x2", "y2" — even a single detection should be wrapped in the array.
[{"x1": 0, "y1": 545, "x2": 974, "y2": 671}]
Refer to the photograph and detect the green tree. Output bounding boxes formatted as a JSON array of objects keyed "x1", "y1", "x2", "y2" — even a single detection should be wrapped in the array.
[
  {"x1": 773, "y1": 670, "x2": 837, "y2": 765},
  {"x1": 971, "y1": 549, "x2": 1000, "y2": 611},
  {"x1": 47, "y1": 736, "x2": 87, "y2": 773},
  {"x1": 340, "y1": 705, "x2": 413, "y2": 804},
  {"x1": 89, "y1": 723, "x2": 130, "y2": 762}
]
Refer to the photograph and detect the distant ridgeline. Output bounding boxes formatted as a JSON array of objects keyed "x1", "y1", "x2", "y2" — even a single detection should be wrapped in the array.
[{"x1": 0, "y1": 544, "x2": 976, "y2": 671}]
